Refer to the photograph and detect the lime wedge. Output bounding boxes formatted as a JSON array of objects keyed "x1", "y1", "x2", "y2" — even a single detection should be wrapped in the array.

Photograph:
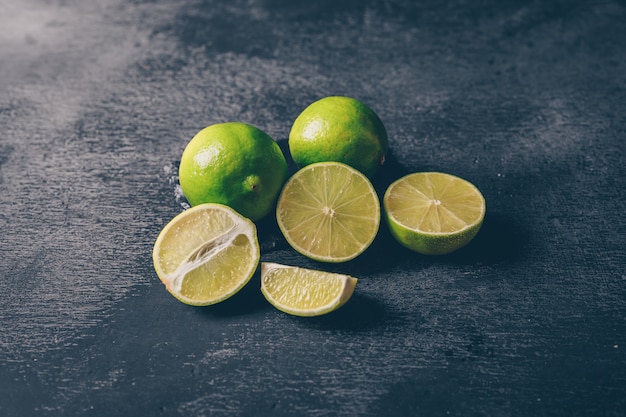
[
  {"x1": 152, "y1": 203, "x2": 260, "y2": 305},
  {"x1": 276, "y1": 162, "x2": 380, "y2": 262},
  {"x1": 261, "y1": 262, "x2": 357, "y2": 316},
  {"x1": 383, "y1": 172, "x2": 486, "y2": 255}
]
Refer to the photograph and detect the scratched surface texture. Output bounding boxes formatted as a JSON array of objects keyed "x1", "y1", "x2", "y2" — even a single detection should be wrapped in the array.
[{"x1": 1, "y1": 0, "x2": 625, "y2": 416}]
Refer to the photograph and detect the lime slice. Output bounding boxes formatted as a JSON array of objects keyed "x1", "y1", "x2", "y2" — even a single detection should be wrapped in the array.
[
  {"x1": 383, "y1": 172, "x2": 486, "y2": 255},
  {"x1": 260, "y1": 262, "x2": 357, "y2": 316},
  {"x1": 152, "y1": 203, "x2": 260, "y2": 305},
  {"x1": 276, "y1": 162, "x2": 380, "y2": 262}
]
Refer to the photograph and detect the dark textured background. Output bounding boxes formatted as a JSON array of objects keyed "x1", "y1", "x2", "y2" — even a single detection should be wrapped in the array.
[{"x1": 1, "y1": 1, "x2": 625, "y2": 416}]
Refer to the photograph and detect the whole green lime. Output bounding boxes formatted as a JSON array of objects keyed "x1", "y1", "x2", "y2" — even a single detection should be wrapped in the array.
[
  {"x1": 179, "y1": 122, "x2": 288, "y2": 221},
  {"x1": 288, "y1": 96, "x2": 388, "y2": 178}
]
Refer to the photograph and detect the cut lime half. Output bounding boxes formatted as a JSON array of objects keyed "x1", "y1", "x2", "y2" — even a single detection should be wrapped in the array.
[
  {"x1": 383, "y1": 172, "x2": 486, "y2": 255},
  {"x1": 152, "y1": 203, "x2": 260, "y2": 305}
]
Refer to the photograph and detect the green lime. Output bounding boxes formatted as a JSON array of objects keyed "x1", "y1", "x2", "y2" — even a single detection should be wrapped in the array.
[
  {"x1": 383, "y1": 172, "x2": 486, "y2": 255},
  {"x1": 288, "y1": 96, "x2": 388, "y2": 178},
  {"x1": 179, "y1": 122, "x2": 288, "y2": 221}
]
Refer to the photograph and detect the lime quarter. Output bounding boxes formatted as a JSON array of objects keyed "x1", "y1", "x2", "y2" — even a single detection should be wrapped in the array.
[{"x1": 261, "y1": 262, "x2": 357, "y2": 317}]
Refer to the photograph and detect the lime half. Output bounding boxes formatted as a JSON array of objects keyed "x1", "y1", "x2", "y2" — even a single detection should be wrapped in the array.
[
  {"x1": 383, "y1": 172, "x2": 486, "y2": 255},
  {"x1": 152, "y1": 203, "x2": 260, "y2": 305}
]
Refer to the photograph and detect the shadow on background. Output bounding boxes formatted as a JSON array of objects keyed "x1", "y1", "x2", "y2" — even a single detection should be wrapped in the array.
[
  {"x1": 256, "y1": 210, "x2": 290, "y2": 253},
  {"x1": 257, "y1": 145, "x2": 530, "y2": 271},
  {"x1": 370, "y1": 149, "x2": 530, "y2": 269},
  {"x1": 369, "y1": 147, "x2": 412, "y2": 196},
  {"x1": 290, "y1": 292, "x2": 386, "y2": 332},
  {"x1": 444, "y1": 211, "x2": 529, "y2": 266},
  {"x1": 192, "y1": 273, "x2": 271, "y2": 318},
  {"x1": 191, "y1": 271, "x2": 387, "y2": 332},
  {"x1": 190, "y1": 140, "x2": 529, "y2": 321},
  {"x1": 0, "y1": 144, "x2": 13, "y2": 185},
  {"x1": 361, "y1": 209, "x2": 530, "y2": 271}
]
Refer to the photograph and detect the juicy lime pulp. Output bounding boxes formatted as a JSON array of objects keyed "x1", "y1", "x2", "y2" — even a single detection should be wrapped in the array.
[
  {"x1": 178, "y1": 122, "x2": 288, "y2": 221},
  {"x1": 261, "y1": 262, "x2": 357, "y2": 317},
  {"x1": 288, "y1": 96, "x2": 388, "y2": 178},
  {"x1": 152, "y1": 203, "x2": 260, "y2": 305},
  {"x1": 383, "y1": 172, "x2": 486, "y2": 255},
  {"x1": 276, "y1": 162, "x2": 380, "y2": 262}
]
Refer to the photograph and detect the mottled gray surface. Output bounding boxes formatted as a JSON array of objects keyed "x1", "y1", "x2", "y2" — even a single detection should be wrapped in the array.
[{"x1": 1, "y1": 0, "x2": 625, "y2": 416}]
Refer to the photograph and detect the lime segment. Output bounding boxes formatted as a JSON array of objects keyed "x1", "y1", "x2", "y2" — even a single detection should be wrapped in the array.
[{"x1": 261, "y1": 262, "x2": 357, "y2": 316}]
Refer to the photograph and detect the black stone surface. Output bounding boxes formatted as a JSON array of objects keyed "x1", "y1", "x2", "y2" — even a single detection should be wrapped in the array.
[{"x1": 1, "y1": 1, "x2": 625, "y2": 416}]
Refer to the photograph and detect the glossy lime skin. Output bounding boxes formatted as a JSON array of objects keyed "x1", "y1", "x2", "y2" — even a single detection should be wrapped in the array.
[
  {"x1": 288, "y1": 96, "x2": 388, "y2": 178},
  {"x1": 179, "y1": 122, "x2": 288, "y2": 221}
]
